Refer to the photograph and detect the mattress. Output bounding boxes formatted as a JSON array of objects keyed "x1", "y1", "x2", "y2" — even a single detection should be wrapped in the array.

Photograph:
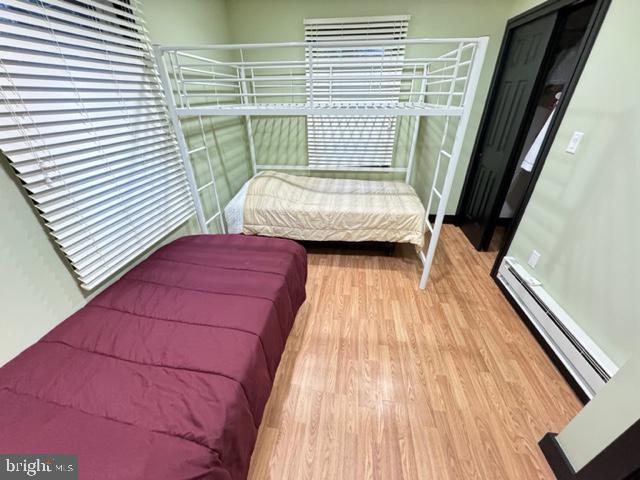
[
  {"x1": 243, "y1": 171, "x2": 426, "y2": 247},
  {"x1": 0, "y1": 234, "x2": 307, "y2": 480}
]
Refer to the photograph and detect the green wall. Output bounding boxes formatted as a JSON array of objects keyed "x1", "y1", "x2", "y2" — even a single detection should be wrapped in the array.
[
  {"x1": 510, "y1": 0, "x2": 541, "y2": 16},
  {"x1": 507, "y1": 0, "x2": 640, "y2": 472},
  {"x1": 224, "y1": 0, "x2": 515, "y2": 213},
  {"x1": 142, "y1": 0, "x2": 230, "y2": 44},
  {"x1": 507, "y1": 0, "x2": 638, "y2": 368}
]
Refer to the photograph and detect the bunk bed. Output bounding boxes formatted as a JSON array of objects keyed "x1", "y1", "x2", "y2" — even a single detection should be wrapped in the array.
[{"x1": 154, "y1": 36, "x2": 488, "y2": 288}]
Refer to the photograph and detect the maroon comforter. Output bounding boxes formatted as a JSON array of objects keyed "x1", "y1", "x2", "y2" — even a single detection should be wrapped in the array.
[{"x1": 0, "y1": 234, "x2": 307, "y2": 480}]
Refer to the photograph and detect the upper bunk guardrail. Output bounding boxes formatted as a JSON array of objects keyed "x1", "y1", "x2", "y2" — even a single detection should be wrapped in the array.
[{"x1": 154, "y1": 37, "x2": 488, "y2": 117}]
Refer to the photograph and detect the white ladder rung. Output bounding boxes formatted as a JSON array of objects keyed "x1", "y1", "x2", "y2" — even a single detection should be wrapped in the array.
[
  {"x1": 433, "y1": 188, "x2": 442, "y2": 199},
  {"x1": 425, "y1": 220, "x2": 434, "y2": 233},
  {"x1": 204, "y1": 211, "x2": 221, "y2": 225},
  {"x1": 440, "y1": 150, "x2": 452, "y2": 158},
  {"x1": 197, "y1": 180, "x2": 215, "y2": 192},
  {"x1": 189, "y1": 146, "x2": 206, "y2": 155}
]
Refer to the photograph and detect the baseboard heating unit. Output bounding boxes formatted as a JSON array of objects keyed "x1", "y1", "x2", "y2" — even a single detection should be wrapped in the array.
[{"x1": 497, "y1": 256, "x2": 618, "y2": 399}]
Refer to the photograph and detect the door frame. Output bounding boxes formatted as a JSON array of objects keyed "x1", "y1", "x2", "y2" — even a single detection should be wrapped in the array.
[
  {"x1": 455, "y1": 0, "x2": 611, "y2": 270},
  {"x1": 458, "y1": 7, "x2": 561, "y2": 251}
]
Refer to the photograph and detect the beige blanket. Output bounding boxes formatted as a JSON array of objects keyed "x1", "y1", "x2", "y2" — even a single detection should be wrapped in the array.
[{"x1": 243, "y1": 171, "x2": 426, "y2": 248}]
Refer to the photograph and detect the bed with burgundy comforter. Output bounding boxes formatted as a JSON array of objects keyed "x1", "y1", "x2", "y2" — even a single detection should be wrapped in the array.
[{"x1": 0, "y1": 234, "x2": 307, "y2": 480}]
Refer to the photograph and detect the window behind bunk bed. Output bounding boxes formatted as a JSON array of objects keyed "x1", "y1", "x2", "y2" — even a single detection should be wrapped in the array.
[
  {"x1": 304, "y1": 15, "x2": 410, "y2": 170},
  {"x1": 0, "y1": 0, "x2": 195, "y2": 290}
]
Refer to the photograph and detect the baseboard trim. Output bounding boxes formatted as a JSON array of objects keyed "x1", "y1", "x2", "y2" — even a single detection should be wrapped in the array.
[
  {"x1": 493, "y1": 276, "x2": 589, "y2": 404},
  {"x1": 539, "y1": 423, "x2": 640, "y2": 480},
  {"x1": 428, "y1": 214, "x2": 458, "y2": 224},
  {"x1": 540, "y1": 433, "x2": 575, "y2": 480}
]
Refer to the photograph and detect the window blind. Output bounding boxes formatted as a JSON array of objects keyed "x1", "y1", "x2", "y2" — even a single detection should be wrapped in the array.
[
  {"x1": 304, "y1": 15, "x2": 409, "y2": 169},
  {"x1": 0, "y1": 0, "x2": 195, "y2": 290}
]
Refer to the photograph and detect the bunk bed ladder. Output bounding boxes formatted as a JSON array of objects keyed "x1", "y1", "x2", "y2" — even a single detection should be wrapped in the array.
[
  {"x1": 405, "y1": 63, "x2": 428, "y2": 184},
  {"x1": 239, "y1": 49, "x2": 258, "y2": 176},
  {"x1": 154, "y1": 45, "x2": 226, "y2": 234},
  {"x1": 419, "y1": 38, "x2": 488, "y2": 288}
]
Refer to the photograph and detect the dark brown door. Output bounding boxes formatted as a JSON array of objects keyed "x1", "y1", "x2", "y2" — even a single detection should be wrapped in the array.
[{"x1": 459, "y1": 12, "x2": 558, "y2": 250}]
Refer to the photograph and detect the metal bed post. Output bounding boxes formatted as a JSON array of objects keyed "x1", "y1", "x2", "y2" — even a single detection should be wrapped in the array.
[
  {"x1": 239, "y1": 50, "x2": 258, "y2": 176},
  {"x1": 196, "y1": 116, "x2": 226, "y2": 233},
  {"x1": 405, "y1": 63, "x2": 429, "y2": 184},
  {"x1": 153, "y1": 45, "x2": 208, "y2": 233},
  {"x1": 418, "y1": 37, "x2": 488, "y2": 289}
]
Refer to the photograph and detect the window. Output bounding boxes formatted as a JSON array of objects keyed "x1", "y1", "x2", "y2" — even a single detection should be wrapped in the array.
[
  {"x1": 304, "y1": 15, "x2": 410, "y2": 169},
  {"x1": 0, "y1": 0, "x2": 194, "y2": 290}
]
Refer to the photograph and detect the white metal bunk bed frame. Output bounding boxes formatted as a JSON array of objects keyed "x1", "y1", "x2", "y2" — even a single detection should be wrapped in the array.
[{"x1": 154, "y1": 36, "x2": 488, "y2": 289}]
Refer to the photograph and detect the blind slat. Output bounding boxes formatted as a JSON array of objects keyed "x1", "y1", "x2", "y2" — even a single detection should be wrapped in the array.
[
  {"x1": 0, "y1": 95, "x2": 163, "y2": 111},
  {"x1": 0, "y1": 3, "x2": 144, "y2": 49},
  {"x1": 0, "y1": 105, "x2": 170, "y2": 128},
  {"x1": 42, "y1": 168, "x2": 187, "y2": 226},
  {"x1": 52, "y1": 177, "x2": 189, "y2": 243},
  {"x1": 0, "y1": 27, "x2": 149, "y2": 66},
  {"x1": 0, "y1": 61, "x2": 157, "y2": 83},
  {"x1": 78, "y1": 209, "x2": 192, "y2": 290},
  {"x1": 30, "y1": 0, "x2": 145, "y2": 33},
  {"x1": 29, "y1": 147, "x2": 177, "y2": 194},
  {"x1": 6, "y1": 126, "x2": 176, "y2": 161},
  {"x1": 75, "y1": 0, "x2": 139, "y2": 23},
  {"x1": 0, "y1": 75, "x2": 157, "y2": 91},
  {"x1": 37, "y1": 161, "x2": 183, "y2": 216},
  {"x1": 61, "y1": 185, "x2": 190, "y2": 253},
  {"x1": 70, "y1": 200, "x2": 193, "y2": 270},
  {"x1": 17, "y1": 139, "x2": 178, "y2": 183},
  {"x1": 1, "y1": 118, "x2": 169, "y2": 151},
  {"x1": 0, "y1": 17, "x2": 147, "y2": 58},
  {"x1": 14, "y1": 134, "x2": 176, "y2": 174}
]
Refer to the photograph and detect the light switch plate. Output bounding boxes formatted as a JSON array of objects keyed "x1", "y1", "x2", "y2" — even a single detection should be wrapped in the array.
[
  {"x1": 528, "y1": 250, "x2": 541, "y2": 269},
  {"x1": 566, "y1": 131, "x2": 584, "y2": 154}
]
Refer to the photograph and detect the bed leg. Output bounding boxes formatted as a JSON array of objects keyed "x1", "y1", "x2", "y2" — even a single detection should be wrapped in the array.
[
  {"x1": 419, "y1": 264, "x2": 430, "y2": 289},
  {"x1": 417, "y1": 249, "x2": 432, "y2": 290}
]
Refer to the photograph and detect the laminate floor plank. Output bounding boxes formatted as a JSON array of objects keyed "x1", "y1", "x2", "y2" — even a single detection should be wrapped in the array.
[{"x1": 248, "y1": 225, "x2": 581, "y2": 479}]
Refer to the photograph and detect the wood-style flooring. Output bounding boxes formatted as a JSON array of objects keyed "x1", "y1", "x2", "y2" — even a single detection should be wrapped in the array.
[{"x1": 248, "y1": 225, "x2": 581, "y2": 479}]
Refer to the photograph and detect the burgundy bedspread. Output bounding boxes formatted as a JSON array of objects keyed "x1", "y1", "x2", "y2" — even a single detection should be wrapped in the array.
[{"x1": 0, "y1": 234, "x2": 307, "y2": 480}]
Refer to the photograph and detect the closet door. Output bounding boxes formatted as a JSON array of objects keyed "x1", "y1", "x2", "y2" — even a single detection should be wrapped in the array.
[{"x1": 458, "y1": 12, "x2": 558, "y2": 250}]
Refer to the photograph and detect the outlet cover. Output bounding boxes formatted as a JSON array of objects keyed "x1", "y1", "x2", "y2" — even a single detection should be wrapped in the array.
[
  {"x1": 528, "y1": 250, "x2": 541, "y2": 269},
  {"x1": 566, "y1": 131, "x2": 584, "y2": 154}
]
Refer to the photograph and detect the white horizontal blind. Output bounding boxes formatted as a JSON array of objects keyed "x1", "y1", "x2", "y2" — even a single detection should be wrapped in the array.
[
  {"x1": 0, "y1": 0, "x2": 195, "y2": 290},
  {"x1": 305, "y1": 15, "x2": 409, "y2": 169}
]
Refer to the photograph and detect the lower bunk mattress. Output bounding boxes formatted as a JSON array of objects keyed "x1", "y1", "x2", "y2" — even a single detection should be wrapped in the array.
[
  {"x1": 227, "y1": 171, "x2": 426, "y2": 248},
  {"x1": 0, "y1": 234, "x2": 307, "y2": 480}
]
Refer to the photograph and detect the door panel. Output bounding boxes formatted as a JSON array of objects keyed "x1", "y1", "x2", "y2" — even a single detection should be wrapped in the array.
[{"x1": 459, "y1": 12, "x2": 558, "y2": 250}]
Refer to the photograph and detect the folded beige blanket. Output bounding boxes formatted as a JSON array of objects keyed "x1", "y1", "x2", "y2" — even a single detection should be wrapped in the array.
[{"x1": 243, "y1": 171, "x2": 426, "y2": 248}]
